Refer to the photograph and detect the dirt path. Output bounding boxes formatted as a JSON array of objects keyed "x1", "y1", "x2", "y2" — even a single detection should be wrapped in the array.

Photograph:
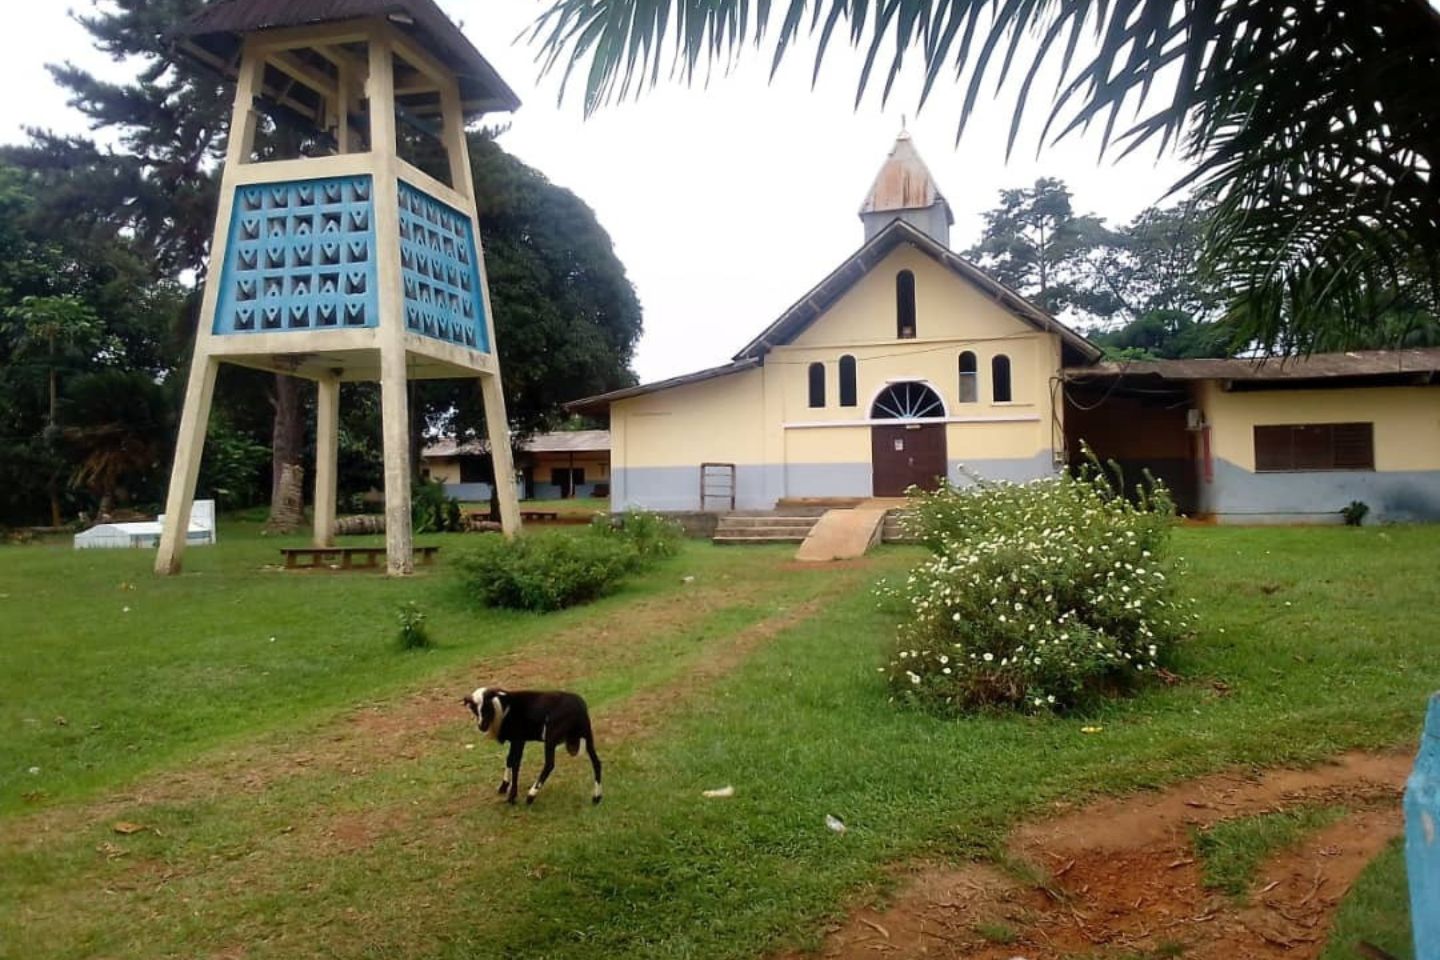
[{"x1": 783, "y1": 751, "x2": 1409, "y2": 960}]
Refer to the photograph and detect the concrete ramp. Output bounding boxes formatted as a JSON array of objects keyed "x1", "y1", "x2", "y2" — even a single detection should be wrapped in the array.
[{"x1": 794, "y1": 507, "x2": 888, "y2": 562}]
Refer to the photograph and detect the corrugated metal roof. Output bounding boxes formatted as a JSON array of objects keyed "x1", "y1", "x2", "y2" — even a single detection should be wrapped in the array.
[
  {"x1": 173, "y1": 0, "x2": 520, "y2": 113},
  {"x1": 525, "y1": 430, "x2": 612, "y2": 453},
  {"x1": 1066, "y1": 348, "x2": 1440, "y2": 382},
  {"x1": 859, "y1": 132, "x2": 951, "y2": 219},
  {"x1": 423, "y1": 430, "x2": 612, "y2": 459},
  {"x1": 565, "y1": 359, "x2": 762, "y2": 413}
]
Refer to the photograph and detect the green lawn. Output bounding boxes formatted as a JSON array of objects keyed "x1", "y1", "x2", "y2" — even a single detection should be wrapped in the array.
[
  {"x1": 1, "y1": 524, "x2": 1433, "y2": 959},
  {"x1": 1321, "y1": 839, "x2": 1415, "y2": 960}
]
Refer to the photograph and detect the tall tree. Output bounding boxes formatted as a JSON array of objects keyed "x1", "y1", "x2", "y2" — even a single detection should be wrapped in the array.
[
  {"x1": 0, "y1": 162, "x2": 186, "y2": 525},
  {"x1": 531, "y1": 0, "x2": 1440, "y2": 354},
  {"x1": 966, "y1": 178, "x2": 1104, "y2": 314},
  {"x1": 15, "y1": 0, "x2": 317, "y2": 527}
]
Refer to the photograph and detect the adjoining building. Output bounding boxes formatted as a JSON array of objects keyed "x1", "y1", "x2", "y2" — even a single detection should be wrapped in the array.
[
  {"x1": 570, "y1": 133, "x2": 1440, "y2": 524},
  {"x1": 423, "y1": 429, "x2": 610, "y2": 502}
]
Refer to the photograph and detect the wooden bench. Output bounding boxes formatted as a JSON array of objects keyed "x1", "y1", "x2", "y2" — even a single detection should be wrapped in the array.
[
  {"x1": 280, "y1": 546, "x2": 440, "y2": 570},
  {"x1": 520, "y1": 510, "x2": 560, "y2": 522}
]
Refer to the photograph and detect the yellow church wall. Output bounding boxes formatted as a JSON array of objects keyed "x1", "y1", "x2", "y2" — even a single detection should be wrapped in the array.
[
  {"x1": 606, "y1": 241, "x2": 1072, "y2": 509},
  {"x1": 1197, "y1": 381, "x2": 1440, "y2": 472},
  {"x1": 788, "y1": 245, "x2": 1038, "y2": 348},
  {"x1": 611, "y1": 367, "x2": 766, "y2": 467}
]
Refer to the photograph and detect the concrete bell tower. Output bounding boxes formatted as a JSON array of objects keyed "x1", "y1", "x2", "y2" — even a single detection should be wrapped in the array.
[
  {"x1": 859, "y1": 129, "x2": 955, "y2": 246},
  {"x1": 159, "y1": 0, "x2": 522, "y2": 575}
]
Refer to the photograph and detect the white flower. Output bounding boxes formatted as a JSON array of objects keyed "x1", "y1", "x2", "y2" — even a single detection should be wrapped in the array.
[{"x1": 983, "y1": 652, "x2": 994, "y2": 662}]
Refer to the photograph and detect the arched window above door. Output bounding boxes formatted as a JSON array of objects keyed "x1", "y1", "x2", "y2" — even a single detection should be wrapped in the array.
[{"x1": 871, "y1": 381, "x2": 945, "y2": 420}]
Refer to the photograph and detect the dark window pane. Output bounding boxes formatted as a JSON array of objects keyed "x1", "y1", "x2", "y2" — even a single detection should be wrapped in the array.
[
  {"x1": 808, "y1": 362, "x2": 826, "y2": 408},
  {"x1": 992, "y1": 354, "x2": 1012, "y2": 403},
  {"x1": 1253, "y1": 423, "x2": 1374, "y2": 472},
  {"x1": 1333, "y1": 423, "x2": 1375, "y2": 469},
  {"x1": 896, "y1": 271, "x2": 916, "y2": 339},
  {"x1": 839, "y1": 355, "x2": 857, "y2": 407},
  {"x1": 1254, "y1": 426, "x2": 1293, "y2": 472}
]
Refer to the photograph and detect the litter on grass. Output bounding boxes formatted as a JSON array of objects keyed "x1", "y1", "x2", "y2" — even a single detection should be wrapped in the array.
[
  {"x1": 825, "y1": 814, "x2": 847, "y2": 834},
  {"x1": 702, "y1": 786, "x2": 735, "y2": 798}
]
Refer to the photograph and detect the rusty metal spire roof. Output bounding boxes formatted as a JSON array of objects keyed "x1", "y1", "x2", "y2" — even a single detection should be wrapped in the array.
[{"x1": 858, "y1": 130, "x2": 952, "y2": 221}]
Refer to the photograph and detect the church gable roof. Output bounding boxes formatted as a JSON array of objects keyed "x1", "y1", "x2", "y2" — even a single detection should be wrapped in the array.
[{"x1": 732, "y1": 219, "x2": 1100, "y2": 363}]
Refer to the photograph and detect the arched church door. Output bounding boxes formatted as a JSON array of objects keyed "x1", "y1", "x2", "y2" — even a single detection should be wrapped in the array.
[{"x1": 869, "y1": 382, "x2": 948, "y2": 496}]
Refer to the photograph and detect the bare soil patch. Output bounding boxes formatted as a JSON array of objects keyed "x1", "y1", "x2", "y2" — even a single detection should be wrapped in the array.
[{"x1": 782, "y1": 751, "x2": 1408, "y2": 960}]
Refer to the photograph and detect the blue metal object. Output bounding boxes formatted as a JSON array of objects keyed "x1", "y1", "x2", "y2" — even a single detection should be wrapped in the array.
[
  {"x1": 1407, "y1": 692, "x2": 1440, "y2": 959},
  {"x1": 214, "y1": 175, "x2": 378, "y2": 335},
  {"x1": 398, "y1": 180, "x2": 489, "y2": 352}
]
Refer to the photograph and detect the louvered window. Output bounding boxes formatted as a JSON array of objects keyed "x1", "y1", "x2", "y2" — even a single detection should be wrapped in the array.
[{"x1": 1254, "y1": 423, "x2": 1374, "y2": 472}]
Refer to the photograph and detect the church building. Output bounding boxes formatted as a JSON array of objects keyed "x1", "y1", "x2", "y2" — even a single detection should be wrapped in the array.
[{"x1": 571, "y1": 134, "x2": 1440, "y2": 525}]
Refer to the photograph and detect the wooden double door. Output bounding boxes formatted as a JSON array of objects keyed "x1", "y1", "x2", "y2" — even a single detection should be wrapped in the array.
[{"x1": 871, "y1": 423, "x2": 947, "y2": 497}]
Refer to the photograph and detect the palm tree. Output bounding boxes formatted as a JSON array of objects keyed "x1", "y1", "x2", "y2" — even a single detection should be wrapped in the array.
[{"x1": 530, "y1": 0, "x2": 1440, "y2": 352}]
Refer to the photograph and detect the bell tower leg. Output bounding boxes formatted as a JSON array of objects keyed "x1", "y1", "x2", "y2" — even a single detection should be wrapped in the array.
[
  {"x1": 379, "y1": 343, "x2": 414, "y2": 575},
  {"x1": 313, "y1": 374, "x2": 340, "y2": 548},
  {"x1": 155, "y1": 355, "x2": 220, "y2": 575},
  {"x1": 480, "y1": 373, "x2": 521, "y2": 536}
]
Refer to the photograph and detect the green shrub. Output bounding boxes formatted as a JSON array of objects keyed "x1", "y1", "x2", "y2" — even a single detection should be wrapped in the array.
[
  {"x1": 412, "y1": 480, "x2": 462, "y2": 533},
  {"x1": 457, "y1": 533, "x2": 642, "y2": 612},
  {"x1": 589, "y1": 509, "x2": 685, "y2": 561},
  {"x1": 395, "y1": 601, "x2": 431, "y2": 650},
  {"x1": 885, "y1": 464, "x2": 1193, "y2": 714},
  {"x1": 1340, "y1": 500, "x2": 1370, "y2": 526}
]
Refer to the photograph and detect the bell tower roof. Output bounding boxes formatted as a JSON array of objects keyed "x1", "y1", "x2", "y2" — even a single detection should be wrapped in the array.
[
  {"x1": 858, "y1": 131, "x2": 954, "y2": 245},
  {"x1": 174, "y1": 0, "x2": 520, "y2": 116}
]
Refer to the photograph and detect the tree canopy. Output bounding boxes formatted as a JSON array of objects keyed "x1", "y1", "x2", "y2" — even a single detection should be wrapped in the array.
[
  {"x1": 532, "y1": 0, "x2": 1440, "y2": 354},
  {"x1": 0, "y1": 2, "x2": 642, "y2": 527}
]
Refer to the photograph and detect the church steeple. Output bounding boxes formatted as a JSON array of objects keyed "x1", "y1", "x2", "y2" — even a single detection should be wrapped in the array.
[{"x1": 858, "y1": 129, "x2": 954, "y2": 246}]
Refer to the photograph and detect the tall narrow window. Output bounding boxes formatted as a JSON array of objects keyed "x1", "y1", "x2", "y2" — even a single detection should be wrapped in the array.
[
  {"x1": 808, "y1": 362, "x2": 826, "y2": 408},
  {"x1": 896, "y1": 270, "x2": 917, "y2": 339},
  {"x1": 992, "y1": 354, "x2": 1012, "y2": 402},
  {"x1": 958, "y1": 351, "x2": 978, "y2": 403},
  {"x1": 839, "y1": 355, "x2": 857, "y2": 407}
]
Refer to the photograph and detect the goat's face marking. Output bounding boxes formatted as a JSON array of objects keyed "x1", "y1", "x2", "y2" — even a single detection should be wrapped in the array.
[{"x1": 471, "y1": 687, "x2": 508, "y2": 740}]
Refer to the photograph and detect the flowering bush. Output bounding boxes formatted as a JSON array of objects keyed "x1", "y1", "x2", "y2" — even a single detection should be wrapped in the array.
[
  {"x1": 885, "y1": 464, "x2": 1194, "y2": 714},
  {"x1": 589, "y1": 509, "x2": 686, "y2": 561}
]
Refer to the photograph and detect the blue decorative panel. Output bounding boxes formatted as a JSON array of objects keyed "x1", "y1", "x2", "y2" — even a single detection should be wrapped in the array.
[
  {"x1": 398, "y1": 181, "x2": 489, "y2": 352},
  {"x1": 214, "y1": 176, "x2": 378, "y2": 335}
]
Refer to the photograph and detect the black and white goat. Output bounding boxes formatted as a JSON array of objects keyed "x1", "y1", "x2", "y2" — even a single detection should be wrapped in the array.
[{"x1": 462, "y1": 687, "x2": 603, "y2": 805}]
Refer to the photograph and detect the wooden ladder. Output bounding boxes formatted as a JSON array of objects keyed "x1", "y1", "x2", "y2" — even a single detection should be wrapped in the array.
[{"x1": 699, "y1": 462, "x2": 737, "y2": 511}]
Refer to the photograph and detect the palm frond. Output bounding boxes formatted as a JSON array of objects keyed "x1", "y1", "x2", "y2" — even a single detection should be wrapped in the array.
[{"x1": 532, "y1": 0, "x2": 1440, "y2": 348}]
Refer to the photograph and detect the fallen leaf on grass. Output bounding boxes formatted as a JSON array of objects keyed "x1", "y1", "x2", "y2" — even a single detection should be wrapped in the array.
[
  {"x1": 825, "y1": 814, "x2": 847, "y2": 834},
  {"x1": 112, "y1": 822, "x2": 146, "y2": 835},
  {"x1": 702, "y1": 786, "x2": 735, "y2": 798}
]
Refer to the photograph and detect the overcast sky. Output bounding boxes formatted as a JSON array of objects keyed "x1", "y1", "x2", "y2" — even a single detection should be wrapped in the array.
[{"x1": 0, "y1": 2, "x2": 1193, "y2": 383}]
